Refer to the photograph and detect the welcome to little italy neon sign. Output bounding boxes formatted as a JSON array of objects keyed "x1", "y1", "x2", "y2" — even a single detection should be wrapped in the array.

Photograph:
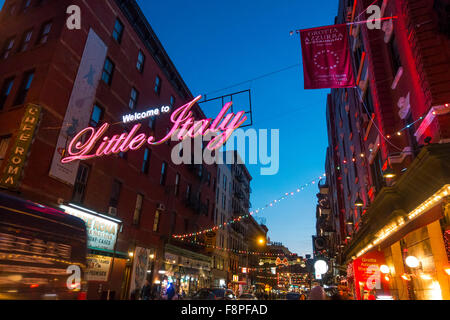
[{"x1": 61, "y1": 95, "x2": 247, "y2": 164}]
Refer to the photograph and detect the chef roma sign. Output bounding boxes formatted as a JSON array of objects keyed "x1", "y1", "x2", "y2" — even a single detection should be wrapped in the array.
[{"x1": 61, "y1": 95, "x2": 247, "y2": 164}]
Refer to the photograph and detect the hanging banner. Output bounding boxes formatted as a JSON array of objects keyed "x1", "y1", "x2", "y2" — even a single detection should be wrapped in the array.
[
  {"x1": 129, "y1": 247, "x2": 152, "y2": 299},
  {"x1": 300, "y1": 24, "x2": 355, "y2": 89},
  {"x1": 0, "y1": 104, "x2": 41, "y2": 190},
  {"x1": 48, "y1": 28, "x2": 108, "y2": 186}
]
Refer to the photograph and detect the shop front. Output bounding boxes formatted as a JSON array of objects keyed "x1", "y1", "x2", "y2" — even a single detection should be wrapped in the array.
[
  {"x1": 59, "y1": 203, "x2": 124, "y2": 300},
  {"x1": 157, "y1": 244, "x2": 212, "y2": 298}
]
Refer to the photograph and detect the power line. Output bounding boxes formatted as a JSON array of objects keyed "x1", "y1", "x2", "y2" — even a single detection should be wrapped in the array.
[{"x1": 204, "y1": 63, "x2": 301, "y2": 96}]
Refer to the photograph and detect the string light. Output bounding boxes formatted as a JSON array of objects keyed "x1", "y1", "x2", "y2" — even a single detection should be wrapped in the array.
[{"x1": 172, "y1": 174, "x2": 326, "y2": 239}]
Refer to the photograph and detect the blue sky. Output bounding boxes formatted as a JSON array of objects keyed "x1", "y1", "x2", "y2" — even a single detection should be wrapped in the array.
[
  {"x1": 136, "y1": 0, "x2": 338, "y2": 256},
  {"x1": 0, "y1": 0, "x2": 338, "y2": 256}
]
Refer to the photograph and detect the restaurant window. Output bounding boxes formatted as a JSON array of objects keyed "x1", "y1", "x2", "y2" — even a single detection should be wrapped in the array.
[
  {"x1": 14, "y1": 70, "x2": 34, "y2": 106},
  {"x1": 153, "y1": 208, "x2": 161, "y2": 232},
  {"x1": 154, "y1": 76, "x2": 161, "y2": 95},
  {"x1": 174, "y1": 173, "x2": 180, "y2": 196},
  {"x1": 109, "y1": 179, "x2": 122, "y2": 208},
  {"x1": 72, "y1": 163, "x2": 90, "y2": 204},
  {"x1": 89, "y1": 104, "x2": 103, "y2": 127},
  {"x1": 37, "y1": 21, "x2": 52, "y2": 45},
  {"x1": 2, "y1": 37, "x2": 16, "y2": 59},
  {"x1": 0, "y1": 77, "x2": 14, "y2": 110},
  {"x1": 112, "y1": 19, "x2": 124, "y2": 43},
  {"x1": 160, "y1": 161, "x2": 167, "y2": 185},
  {"x1": 19, "y1": 29, "x2": 33, "y2": 52},
  {"x1": 388, "y1": 34, "x2": 402, "y2": 76},
  {"x1": 136, "y1": 50, "x2": 145, "y2": 72},
  {"x1": 0, "y1": 136, "x2": 11, "y2": 168},
  {"x1": 141, "y1": 148, "x2": 151, "y2": 174},
  {"x1": 101, "y1": 58, "x2": 114, "y2": 86},
  {"x1": 129, "y1": 87, "x2": 139, "y2": 110}
]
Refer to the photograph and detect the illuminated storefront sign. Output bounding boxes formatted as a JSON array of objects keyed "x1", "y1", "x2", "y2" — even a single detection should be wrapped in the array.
[
  {"x1": 61, "y1": 95, "x2": 247, "y2": 164},
  {"x1": 122, "y1": 106, "x2": 171, "y2": 124},
  {"x1": 60, "y1": 204, "x2": 120, "y2": 252},
  {"x1": 0, "y1": 104, "x2": 41, "y2": 190},
  {"x1": 86, "y1": 254, "x2": 112, "y2": 282}
]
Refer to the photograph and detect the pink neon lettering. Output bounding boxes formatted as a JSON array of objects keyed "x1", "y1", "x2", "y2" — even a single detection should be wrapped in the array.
[{"x1": 61, "y1": 95, "x2": 248, "y2": 164}]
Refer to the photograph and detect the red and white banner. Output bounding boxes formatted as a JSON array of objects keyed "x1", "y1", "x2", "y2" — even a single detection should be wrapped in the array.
[{"x1": 300, "y1": 24, "x2": 355, "y2": 89}]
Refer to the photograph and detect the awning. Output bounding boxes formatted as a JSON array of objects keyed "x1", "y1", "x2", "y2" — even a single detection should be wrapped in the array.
[{"x1": 343, "y1": 144, "x2": 450, "y2": 262}]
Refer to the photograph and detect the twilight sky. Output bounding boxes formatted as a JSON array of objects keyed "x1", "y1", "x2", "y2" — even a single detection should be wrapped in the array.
[
  {"x1": 0, "y1": 0, "x2": 338, "y2": 256},
  {"x1": 136, "y1": 0, "x2": 338, "y2": 256}
]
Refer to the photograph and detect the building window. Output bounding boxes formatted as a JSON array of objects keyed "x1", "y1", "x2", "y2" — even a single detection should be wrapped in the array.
[
  {"x1": 129, "y1": 87, "x2": 139, "y2": 110},
  {"x1": 22, "y1": 0, "x2": 32, "y2": 12},
  {"x1": 170, "y1": 95, "x2": 175, "y2": 108},
  {"x1": 119, "y1": 130, "x2": 128, "y2": 159},
  {"x1": 142, "y1": 148, "x2": 151, "y2": 174},
  {"x1": 133, "y1": 194, "x2": 143, "y2": 225},
  {"x1": 137, "y1": 50, "x2": 145, "y2": 72},
  {"x1": 175, "y1": 173, "x2": 180, "y2": 196},
  {"x1": 149, "y1": 117, "x2": 156, "y2": 131},
  {"x1": 19, "y1": 29, "x2": 33, "y2": 52},
  {"x1": 0, "y1": 77, "x2": 14, "y2": 110},
  {"x1": 89, "y1": 104, "x2": 103, "y2": 127},
  {"x1": 2, "y1": 37, "x2": 15, "y2": 59},
  {"x1": 101, "y1": 58, "x2": 114, "y2": 86},
  {"x1": 37, "y1": 21, "x2": 52, "y2": 45},
  {"x1": 160, "y1": 161, "x2": 167, "y2": 185},
  {"x1": 109, "y1": 179, "x2": 122, "y2": 208},
  {"x1": 370, "y1": 151, "x2": 385, "y2": 194},
  {"x1": 154, "y1": 76, "x2": 161, "y2": 95},
  {"x1": 14, "y1": 71, "x2": 34, "y2": 106},
  {"x1": 186, "y1": 184, "x2": 191, "y2": 200},
  {"x1": 222, "y1": 194, "x2": 226, "y2": 210},
  {"x1": 153, "y1": 208, "x2": 161, "y2": 232},
  {"x1": 0, "y1": 136, "x2": 11, "y2": 168},
  {"x1": 388, "y1": 34, "x2": 402, "y2": 76},
  {"x1": 363, "y1": 85, "x2": 375, "y2": 115},
  {"x1": 72, "y1": 163, "x2": 90, "y2": 204},
  {"x1": 223, "y1": 175, "x2": 227, "y2": 191},
  {"x1": 112, "y1": 19, "x2": 124, "y2": 43}
]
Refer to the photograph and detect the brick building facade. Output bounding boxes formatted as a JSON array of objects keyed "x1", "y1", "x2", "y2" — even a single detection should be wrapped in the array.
[
  {"x1": 320, "y1": 0, "x2": 450, "y2": 299},
  {"x1": 0, "y1": 0, "x2": 218, "y2": 299}
]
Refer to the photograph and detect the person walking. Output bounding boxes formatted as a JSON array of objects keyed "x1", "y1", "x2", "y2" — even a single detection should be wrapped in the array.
[
  {"x1": 308, "y1": 285, "x2": 326, "y2": 300},
  {"x1": 167, "y1": 283, "x2": 176, "y2": 300},
  {"x1": 140, "y1": 280, "x2": 151, "y2": 300}
]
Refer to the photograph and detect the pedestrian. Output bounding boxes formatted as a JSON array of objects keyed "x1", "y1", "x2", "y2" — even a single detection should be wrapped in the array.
[
  {"x1": 308, "y1": 285, "x2": 326, "y2": 300},
  {"x1": 140, "y1": 280, "x2": 151, "y2": 300},
  {"x1": 167, "y1": 283, "x2": 176, "y2": 300}
]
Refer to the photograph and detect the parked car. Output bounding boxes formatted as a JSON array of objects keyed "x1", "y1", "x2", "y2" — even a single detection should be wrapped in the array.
[
  {"x1": 285, "y1": 292, "x2": 302, "y2": 300},
  {"x1": 190, "y1": 288, "x2": 236, "y2": 300},
  {"x1": 238, "y1": 293, "x2": 258, "y2": 300}
]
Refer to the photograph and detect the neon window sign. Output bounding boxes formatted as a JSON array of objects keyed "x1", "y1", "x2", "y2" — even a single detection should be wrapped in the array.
[{"x1": 61, "y1": 95, "x2": 247, "y2": 164}]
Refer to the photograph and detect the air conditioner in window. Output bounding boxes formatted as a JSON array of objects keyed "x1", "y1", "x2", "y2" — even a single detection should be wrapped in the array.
[
  {"x1": 108, "y1": 206, "x2": 117, "y2": 216},
  {"x1": 157, "y1": 203, "x2": 166, "y2": 211}
]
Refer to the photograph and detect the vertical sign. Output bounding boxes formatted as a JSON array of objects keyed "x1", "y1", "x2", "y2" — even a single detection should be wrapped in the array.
[
  {"x1": 0, "y1": 104, "x2": 41, "y2": 190},
  {"x1": 49, "y1": 29, "x2": 108, "y2": 185},
  {"x1": 300, "y1": 24, "x2": 355, "y2": 89},
  {"x1": 129, "y1": 247, "x2": 152, "y2": 299}
]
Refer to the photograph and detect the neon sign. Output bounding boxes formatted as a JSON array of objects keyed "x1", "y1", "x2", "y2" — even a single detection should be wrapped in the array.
[
  {"x1": 122, "y1": 105, "x2": 171, "y2": 124},
  {"x1": 61, "y1": 95, "x2": 247, "y2": 164}
]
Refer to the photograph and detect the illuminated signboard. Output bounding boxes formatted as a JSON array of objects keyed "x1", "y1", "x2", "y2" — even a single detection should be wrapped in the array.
[
  {"x1": 122, "y1": 106, "x2": 171, "y2": 124},
  {"x1": 0, "y1": 104, "x2": 41, "y2": 190},
  {"x1": 61, "y1": 95, "x2": 247, "y2": 164},
  {"x1": 60, "y1": 205, "x2": 120, "y2": 252}
]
